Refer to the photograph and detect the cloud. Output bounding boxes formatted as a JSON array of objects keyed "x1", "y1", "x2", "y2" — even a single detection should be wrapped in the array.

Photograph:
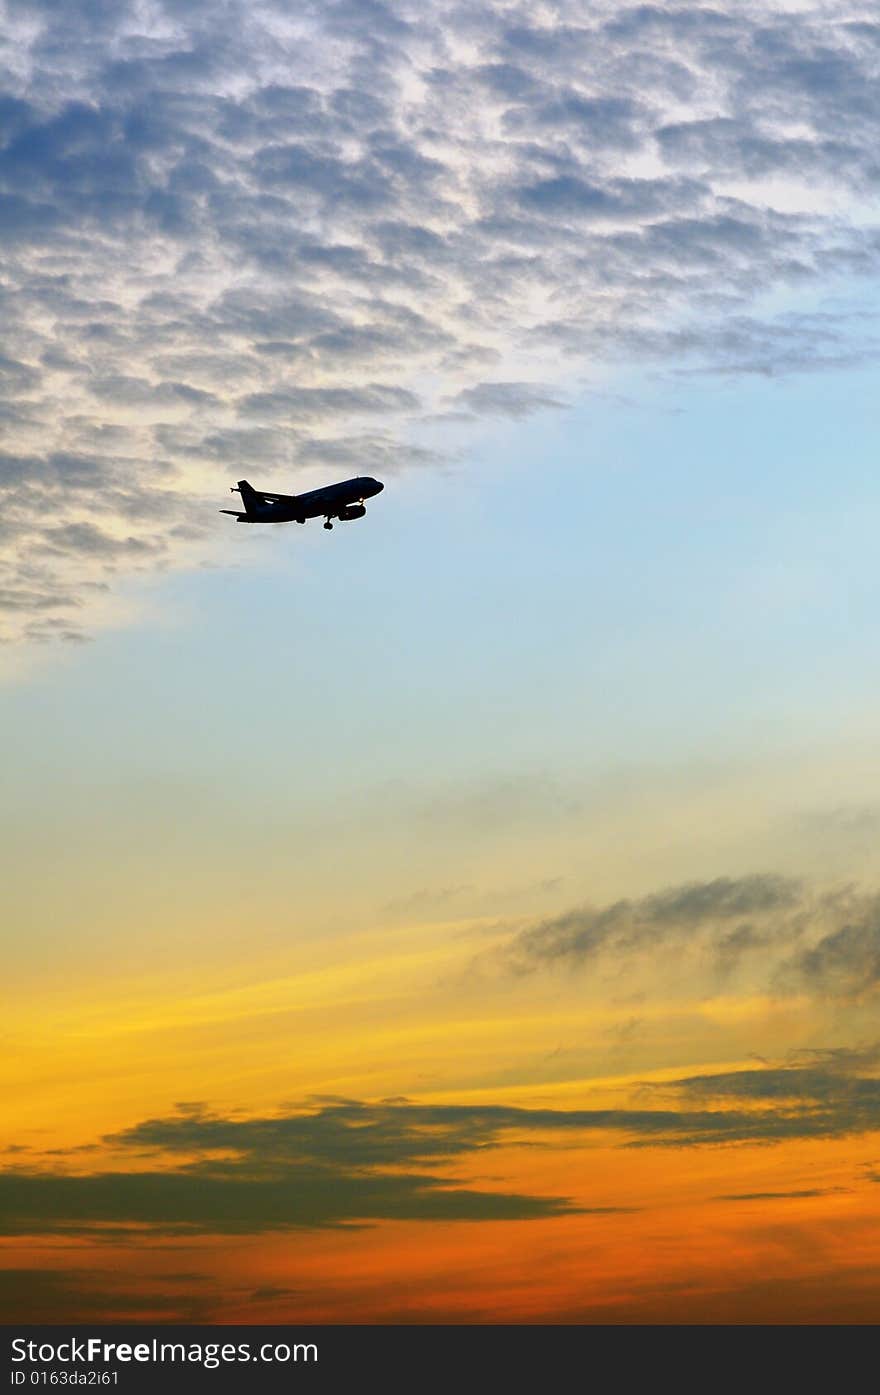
[
  {"x1": 4, "y1": 1058, "x2": 880, "y2": 1241},
  {"x1": 784, "y1": 916, "x2": 880, "y2": 999},
  {"x1": 494, "y1": 871, "x2": 880, "y2": 1006},
  {"x1": 0, "y1": 1267, "x2": 212, "y2": 1323},
  {"x1": 624, "y1": 1045, "x2": 880, "y2": 1145},
  {"x1": 0, "y1": 1165, "x2": 577, "y2": 1235},
  {"x1": 4, "y1": 3, "x2": 880, "y2": 639},
  {"x1": 712, "y1": 1189, "x2": 846, "y2": 1202},
  {"x1": 451, "y1": 381, "x2": 565, "y2": 418},
  {"x1": 0, "y1": 1100, "x2": 589, "y2": 1236},
  {"x1": 501, "y1": 873, "x2": 802, "y2": 973},
  {"x1": 238, "y1": 384, "x2": 420, "y2": 420}
]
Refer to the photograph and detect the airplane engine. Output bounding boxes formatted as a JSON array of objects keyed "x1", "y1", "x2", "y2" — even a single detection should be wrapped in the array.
[{"x1": 338, "y1": 504, "x2": 366, "y2": 521}]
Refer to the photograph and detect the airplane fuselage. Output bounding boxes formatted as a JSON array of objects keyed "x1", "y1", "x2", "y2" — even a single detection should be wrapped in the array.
[
  {"x1": 262, "y1": 476, "x2": 382, "y2": 523},
  {"x1": 223, "y1": 475, "x2": 384, "y2": 527}
]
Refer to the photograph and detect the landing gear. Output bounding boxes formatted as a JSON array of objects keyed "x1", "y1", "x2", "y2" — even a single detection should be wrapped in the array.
[{"x1": 323, "y1": 519, "x2": 333, "y2": 530}]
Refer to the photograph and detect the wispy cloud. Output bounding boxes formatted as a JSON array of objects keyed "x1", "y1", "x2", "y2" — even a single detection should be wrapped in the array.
[
  {"x1": 495, "y1": 873, "x2": 880, "y2": 1003},
  {"x1": 498, "y1": 873, "x2": 804, "y2": 973},
  {"x1": 712, "y1": 1188, "x2": 848, "y2": 1202}
]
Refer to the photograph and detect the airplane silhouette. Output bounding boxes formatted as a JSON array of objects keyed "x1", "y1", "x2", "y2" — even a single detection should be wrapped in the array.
[{"x1": 221, "y1": 476, "x2": 384, "y2": 530}]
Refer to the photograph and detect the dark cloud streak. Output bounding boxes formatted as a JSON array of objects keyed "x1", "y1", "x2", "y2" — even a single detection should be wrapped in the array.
[
  {"x1": 5, "y1": 1058, "x2": 880, "y2": 1240},
  {"x1": 496, "y1": 871, "x2": 880, "y2": 1005},
  {"x1": 501, "y1": 873, "x2": 802, "y2": 973}
]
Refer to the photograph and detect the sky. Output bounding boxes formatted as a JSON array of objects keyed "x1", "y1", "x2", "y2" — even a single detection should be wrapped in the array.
[{"x1": 3, "y1": 0, "x2": 880, "y2": 1324}]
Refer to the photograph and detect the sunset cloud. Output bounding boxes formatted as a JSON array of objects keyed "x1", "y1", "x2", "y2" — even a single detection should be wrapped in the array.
[{"x1": 5, "y1": 1051, "x2": 880, "y2": 1241}]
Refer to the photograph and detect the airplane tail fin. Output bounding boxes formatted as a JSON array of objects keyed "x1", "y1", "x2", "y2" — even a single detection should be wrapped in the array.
[{"x1": 236, "y1": 480, "x2": 262, "y2": 517}]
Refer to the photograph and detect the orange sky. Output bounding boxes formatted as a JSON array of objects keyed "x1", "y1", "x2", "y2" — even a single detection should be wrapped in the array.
[
  {"x1": 5, "y1": 898, "x2": 880, "y2": 1323},
  {"x1": 5, "y1": 1127, "x2": 880, "y2": 1323}
]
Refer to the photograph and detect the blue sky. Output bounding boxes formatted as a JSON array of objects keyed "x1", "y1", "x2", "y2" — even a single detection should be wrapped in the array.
[
  {"x1": 8, "y1": 338, "x2": 880, "y2": 776},
  {"x1": 7, "y1": 345, "x2": 880, "y2": 994}
]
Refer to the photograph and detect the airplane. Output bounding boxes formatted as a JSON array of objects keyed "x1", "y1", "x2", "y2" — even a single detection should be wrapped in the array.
[{"x1": 220, "y1": 475, "x2": 384, "y2": 530}]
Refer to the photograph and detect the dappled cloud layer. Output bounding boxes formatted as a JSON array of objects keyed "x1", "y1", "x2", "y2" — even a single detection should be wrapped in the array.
[{"x1": 3, "y1": 1, "x2": 880, "y2": 638}]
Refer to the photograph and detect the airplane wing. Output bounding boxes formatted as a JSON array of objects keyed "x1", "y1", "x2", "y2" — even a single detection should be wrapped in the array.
[{"x1": 231, "y1": 487, "x2": 297, "y2": 503}]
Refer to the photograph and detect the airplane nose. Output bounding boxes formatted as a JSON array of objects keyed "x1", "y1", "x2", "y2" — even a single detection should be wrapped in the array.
[{"x1": 373, "y1": 479, "x2": 384, "y2": 493}]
